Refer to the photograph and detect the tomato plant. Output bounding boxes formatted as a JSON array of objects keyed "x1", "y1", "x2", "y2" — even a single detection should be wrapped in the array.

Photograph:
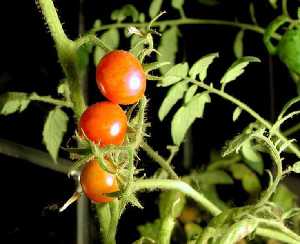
[
  {"x1": 80, "y1": 159, "x2": 119, "y2": 203},
  {"x1": 79, "y1": 101, "x2": 127, "y2": 146},
  {"x1": 96, "y1": 50, "x2": 146, "y2": 105}
]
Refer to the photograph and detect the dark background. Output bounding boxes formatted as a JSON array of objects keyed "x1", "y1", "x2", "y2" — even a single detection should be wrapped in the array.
[{"x1": 1, "y1": 0, "x2": 299, "y2": 243}]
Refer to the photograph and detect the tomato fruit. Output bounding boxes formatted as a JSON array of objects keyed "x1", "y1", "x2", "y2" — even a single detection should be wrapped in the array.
[
  {"x1": 79, "y1": 101, "x2": 127, "y2": 146},
  {"x1": 80, "y1": 159, "x2": 119, "y2": 203},
  {"x1": 96, "y1": 50, "x2": 146, "y2": 105}
]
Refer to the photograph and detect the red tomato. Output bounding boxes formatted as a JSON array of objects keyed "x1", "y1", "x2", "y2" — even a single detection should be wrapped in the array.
[
  {"x1": 79, "y1": 101, "x2": 127, "y2": 146},
  {"x1": 96, "y1": 50, "x2": 146, "y2": 105},
  {"x1": 80, "y1": 159, "x2": 119, "y2": 203}
]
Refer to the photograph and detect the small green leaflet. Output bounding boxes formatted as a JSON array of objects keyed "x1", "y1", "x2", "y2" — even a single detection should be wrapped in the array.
[
  {"x1": 158, "y1": 27, "x2": 178, "y2": 74},
  {"x1": 222, "y1": 132, "x2": 250, "y2": 157},
  {"x1": 0, "y1": 92, "x2": 30, "y2": 115},
  {"x1": 94, "y1": 29, "x2": 120, "y2": 66},
  {"x1": 291, "y1": 161, "x2": 300, "y2": 173},
  {"x1": 233, "y1": 30, "x2": 244, "y2": 58},
  {"x1": 269, "y1": 0, "x2": 278, "y2": 9},
  {"x1": 272, "y1": 185, "x2": 296, "y2": 211},
  {"x1": 138, "y1": 219, "x2": 161, "y2": 241},
  {"x1": 232, "y1": 107, "x2": 242, "y2": 122},
  {"x1": 184, "y1": 85, "x2": 198, "y2": 104},
  {"x1": 149, "y1": 0, "x2": 163, "y2": 19},
  {"x1": 220, "y1": 56, "x2": 260, "y2": 86},
  {"x1": 130, "y1": 35, "x2": 144, "y2": 57},
  {"x1": 111, "y1": 4, "x2": 139, "y2": 22},
  {"x1": 171, "y1": 0, "x2": 184, "y2": 11},
  {"x1": 43, "y1": 107, "x2": 69, "y2": 162},
  {"x1": 241, "y1": 139, "x2": 264, "y2": 175},
  {"x1": 194, "y1": 170, "x2": 234, "y2": 185},
  {"x1": 158, "y1": 81, "x2": 188, "y2": 121},
  {"x1": 159, "y1": 62, "x2": 188, "y2": 87},
  {"x1": 171, "y1": 92, "x2": 211, "y2": 145},
  {"x1": 189, "y1": 52, "x2": 219, "y2": 81}
]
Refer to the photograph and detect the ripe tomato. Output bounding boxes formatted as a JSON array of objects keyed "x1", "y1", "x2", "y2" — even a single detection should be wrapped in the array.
[
  {"x1": 79, "y1": 101, "x2": 127, "y2": 147},
  {"x1": 80, "y1": 159, "x2": 119, "y2": 203},
  {"x1": 96, "y1": 50, "x2": 146, "y2": 105}
]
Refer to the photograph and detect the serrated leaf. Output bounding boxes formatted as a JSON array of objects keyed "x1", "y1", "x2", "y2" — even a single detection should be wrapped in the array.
[
  {"x1": 159, "y1": 62, "x2": 188, "y2": 87},
  {"x1": 159, "y1": 190, "x2": 185, "y2": 218},
  {"x1": 233, "y1": 30, "x2": 244, "y2": 58},
  {"x1": 220, "y1": 56, "x2": 260, "y2": 86},
  {"x1": 111, "y1": 4, "x2": 139, "y2": 22},
  {"x1": 291, "y1": 161, "x2": 300, "y2": 173},
  {"x1": 184, "y1": 85, "x2": 198, "y2": 104},
  {"x1": 171, "y1": 0, "x2": 184, "y2": 11},
  {"x1": 189, "y1": 53, "x2": 219, "y2": 81},
  {"x1": 138, "y1": 219, "x2": 161, "y2": 241},
  {"x1": 171, "y1": 92, "x2": 210, "y2": 145},
  {"x1": 149, "y1": 0, "x2": 163, "y2": 19},
  {"x1": 229, "y1": 163, "x2": 261, "y2": 194},
  {"x1": 158, "y1": 27, "x2": 178, "y2": 74},
  {"x1": 241, "y1": 140, "x2": 264, "y2": 175},
  {"x1": 222, "y1": 132, "x2": 250, "y2": 157},
  {"x1": 43, "y1": 107, "x2": 69, "y2": 162},
  {"x1": 0, "y1": 92, "x2": 30, "y2": 115},
  {"x1": 194, "y1": 170, "x2": 234, "y2": 185},
  {"x1": 94, "y1": 29, "x2": 119, "y2": 66},
  {"x1": 158, "y1": 81, "x2": 188, "y2": 121},
  {"x1": 232, "y1": 107, "x2": 242, "y2": 122}
]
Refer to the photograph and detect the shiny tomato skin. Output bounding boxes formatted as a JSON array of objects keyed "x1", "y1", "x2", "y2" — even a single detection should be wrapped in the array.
[
  {"x1": 79, "y1": 101, "x2": 127, "y2": 147},
  {"x1": 96, "y1": 50, "x2": 146, "y2": 105},
  {"x1": 80, "y1": 159, "x2": 119, "y2": 203}
]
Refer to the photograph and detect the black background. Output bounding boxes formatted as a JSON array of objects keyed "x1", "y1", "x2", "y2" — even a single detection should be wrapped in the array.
[{"x1": 1, "y1": 0, "x2": 299, "y2": 243}]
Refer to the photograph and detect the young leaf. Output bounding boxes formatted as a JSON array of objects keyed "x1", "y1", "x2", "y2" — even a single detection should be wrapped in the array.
[
  {"x1": 189, "y1": 53, "x2": 219, "y2": 81},
  {"x1": 111, "y1": 4, "x2": 139, "y2": 22},
  {"x1": 149, "y1": 0, "x2": 163, "y2": 19},
  {"x1": 241, "y1": 140, "x2": 264, "y2": 175},
  {"x1": 0, "y1": 92, "x2": 30, "y2": 115},
  {"x1": 233, "y1": 30, "x2": 244, "y2": 58},
  {"x1": 193, "y1": 170, "x2": 234, "y2": 185},
  {"x1": 232, "y1": 107, "x2": 242, "y2": 122},
  {"x1": 184, "y1": 85, "x2": 198, "y2": 104},
  {"x1": 220, "y1": 56, "x2": 260, "y2": 86},
  {"x1": 291, "y1": 161, "x2": 300, "y2": 173},
  {"x1": 222, "y1": 132, "x2": 250, "y2": 157},
  {"x1": 159, "y1": 62, "x2": 188, "y2": 87},
  {"x1": 43, "y1": 107, "x2": 69, "y2": 162},
  {"x1": 158, "y1": 81, "x2": 188, "y2": 121},
  {"x1": 171, "y1": 92, "x2": 210, "y2": 145},
  {"x1": 94, "y1": 29, "x2": 119, "y2": 66},
  {"x1": 138, "y1": 219, "x2": 161, "y2": 241},
  {"x1": 158, "y1": 27, "x2": 178, "y2": 74},
  {"x1": 171, "y1": 0, "x2": 184, "y2": 11}
]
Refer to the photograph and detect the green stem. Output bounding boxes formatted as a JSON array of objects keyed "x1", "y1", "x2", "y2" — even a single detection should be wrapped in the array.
[
  {"x1": 191, "y1": 80, "x2": 300, "y2": 158},
  {"x1": 0, "y1": 138, "x2": 71, "y2": 174},
  {"x1": 75, "y1": 34, "x2": 112, "y2": 52},
  {"x1": 133, "y1": 179, "x2": 222, "y2": 216},
  {"x1": 256, "y1": 227, "x2": 300, "y2": 244},
  {"x1": 283, "y1": 123, "x2": 300, "y2": 136},
  {"x1": 96, "y1": 203, "x2": 111, "y2": 243},
  {"x1": 141, "y1": 142, "x2": 179, "y2": 180},
  {"x1": 92, "y1": 18, "x2": 281, "y2": 40},
  {"x1": 106, "y1": 200, "x2": 119, "y2": 244},
  {"x1": 159, "y1": 216, "x2": 175, "y2": 244},
  {"x1": 30, "y1": 93, "x2": 73, "y2": 108}
]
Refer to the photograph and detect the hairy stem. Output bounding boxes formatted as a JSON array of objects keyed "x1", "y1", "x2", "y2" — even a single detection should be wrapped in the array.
[
  {"x1": 159, "y1": 216, "x2": 175, "y2": 244},
  {"x1": 141, "y1": 142, "x2": 179, "y2": 180},
  {"x1": 256, "y1": 227, "x2": 300, "y2": 244},
  {"x1": 133, "y1": 179, "x2": 221, "y2": 216},
  {"x1": 30, "y1": 93, "x2": 73, "y2": 108}
]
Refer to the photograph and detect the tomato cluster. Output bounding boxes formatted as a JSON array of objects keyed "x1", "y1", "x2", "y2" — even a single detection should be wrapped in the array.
[{"x1": 79, "y1": 50, "x2": 146, "y2": 203}]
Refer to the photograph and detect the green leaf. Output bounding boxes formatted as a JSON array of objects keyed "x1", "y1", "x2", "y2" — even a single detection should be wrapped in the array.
[
  {"x1": 158, "y1": 27, "x2": 178, "y2": 74},
  {"x1": 43, "y1": 107, "x2": 69, "y2": 162},
  {"x1": 220, "y1": 56, "x2": 260, "y2": 86},
  {"x1": 111, "y1": 4, "x2": 139, "y2": 22},
  {"x1": 272, "y1": 184, "x2": 296, "y2": 211},
  {"x1": 241, "y1": 139, "x2": 264, "y2": 175},
  {"x1": 159, "y1": 190, "x2": 186, "y2": 218},
  {"x1": 291, "y1": 161, "x2": 300, "y2": 173},
  {"x1": 171, "y1": 92, "x2": 210, "y2": 145},
  {"x1": 229, "y1": 163, "x2": 261, "y2": 194},
  {"x1": 184, "y1": 223, "x2": 202, "y2": 241},
  {"x1": 198, "y1": 184, "x2": 228, "y2": 210},
  {"x1": 138, "y1": 219, "x2": 161, "y2": 241},
  {"x1": 158, "y1": 81, "x2": 188, "y2": 121},
  {"x1": 298, "y1": 7, "x2": 300, "y2": 20},
  {"x1": 269, "y1": 0, "x2": 278, "y2": 9},
  {"x1": 189, "y1": 52, "x2": 219, "y2": 81},
  {"x1": 159, "y1": 62, "x2": 188, "y2": 87},
  {"x1": 233, "y1": 30, "x2": 244, "y2": 58},
  {"x1": 193, "y1": 170, "x2": 234, "y2": 185},
  {"x1": 149, "y1": 0, "x2": 163, "y2": 19},
  {"x1": 0, "y1": 92, "x2": 30, "y2": 115},
  {"x1": 232, "y1": 107, "x2": 242, "y2": 122},
  {"x1": 130, "y1": 35, "x2": 144, "y2": 57},
  {"x1": 94, "y1": 29, "x2": 119, "y2": 66},
  {"x1": 184, "y1": 85, "x2": 198, "y2": 104},
  {"x1": 171, "y1": 0, "x2": 184, "y2": 11},
  {"x1": 222, "y1": 132, "x2": 250, "y2": 157}
]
